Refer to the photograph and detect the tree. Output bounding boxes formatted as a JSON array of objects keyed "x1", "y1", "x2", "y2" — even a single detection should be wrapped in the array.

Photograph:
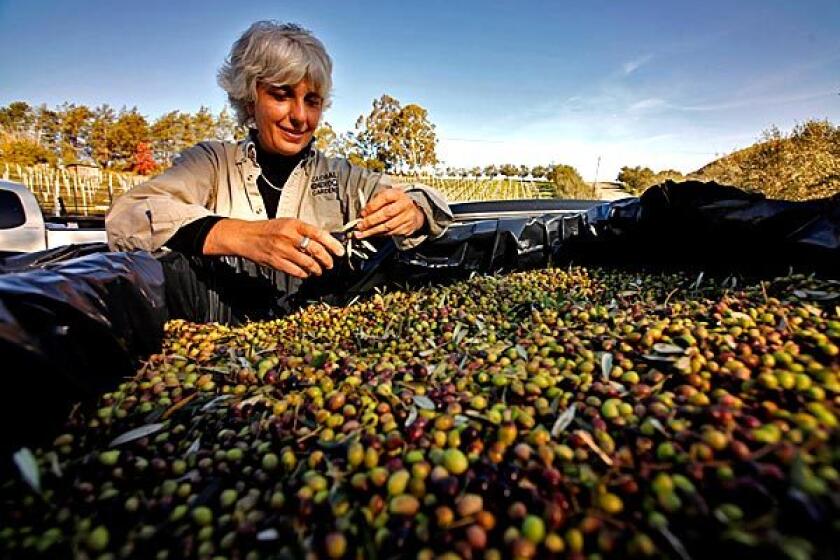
[
  {"x1": 192, "y1": 106, "x2": 216, "y2": 143},
  {"x1": 215, "y1": 107, "x2": 240, "y2": 142},
  {"x1": 34, "y1": 104, "x2": 61, "y2": 150},
  {"x1": 108, "y1": 107, "x2": 150, "y2": 169},
  {"x1": 469, "y1": 166, "x2": 482, "y2": 177},
  {"x1": 0, "y1": 135, "x2": 56, "y2": 166},
  {"x1": 0, "y1": 101, "x2": 35, "y2": 134},
  {"x1": 388, "y1": 103, "x2": 437, "y2": 172},
  {"x1": 617, "y1": 165, "x2": 656, "y2": 194},
  {"x1": 483, "y1": 165, "x2": 498, "y2": 177},
  {"x1": 354, "y1": 94, "x2": 402, "y2": 167},
  {"x1": 352, "y1": 94, "x2": 438, "y2": 172},
  {"x1": 550, "y1": 164, "x2": 593, "y2": 199},
  {"x1": 132, "y1": 142, "x2": 158, "y2": 175},
  {"x1": 89, "y1": 104, "x2": 115, "y2": 167},
  {"x1": 151, "y1": 111, "x2": 183, "y2": 164},
  {"x1": 617, "y1": 165, "x2": 685, "y2": 194},
  {"x1": 59, "y1": 103, "x2": 93, "y2": 151},
  {"x1": 531, "y1": 165, "x2": 549, "y2": 179},
  {"x1": 499, "y1": 163, "x2": 518, "y2": 177},
  {"x1": 314, "y1": 122, "x2": 338, "y2": 156}
]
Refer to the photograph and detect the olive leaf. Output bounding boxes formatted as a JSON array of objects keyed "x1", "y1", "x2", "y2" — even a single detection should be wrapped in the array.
[
  {"x1": 110, "y1": 423, "x2": 165, "y2": 447},
  {"x1": 514, "y1": 345, "x2": 528, "y2": 359},
  {"x1": 47, "y1": 451, "x2": 63, "y2": 479},
  {"x1": 573, "y1": 430, "x2": 613, "y2": 466},
  {"x1": 793, "y1": 289, "x2": 839, "y2": 302},
  {"x1": 359, "y1": 239, "x2": 377, "y2": 253},
  {"x1": 692, "y1": 271, "x2": 704, "y2": 290},
  {"x1": 405, "y1": 406, "x2": 418, "y2": 427},
  {"x1": 642, "y1": 354, "x2": 677, "y2": 364},
  {"x1": 186, "y1": 436, "x2": 201, "y2": 455},
  {"x1": 675, "y1": 356, "x2": 692, "y2": 373},
  {"x1": 413, "y1": 395, "x2": 435, "y2": 410},
  {"x1": 653, "y1": 343, "x2": 685, "y2": 355},
  {"x1": 657, "y1": 526, "x2": 693, "y2": 560},
  {"x1": 551, "y1": 404, "x2": 577, "y2": 437},
  {"x1": 200, "y1": 395, "x2": 233, "y2": 412},
  {"x1": 600, "y1": 352, "x2": 613, "y2": 381},
  {"x1": 646, "y1": 417, "x2": 668, "y2": 436},
  {"x1": 13, "y1": 448, "x2": 41, "y2": 494},
  {"x1": 256, "y1": 528, "x2": 279, "y2": 541}
]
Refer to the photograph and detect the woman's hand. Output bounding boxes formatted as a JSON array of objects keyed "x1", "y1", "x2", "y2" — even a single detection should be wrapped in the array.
[
  {"x1": 355, "y1": 189, "x2": 425, "y2": 239},
  {"x1": 203, "y1": 218, "x2": 345, "y2": 278}
]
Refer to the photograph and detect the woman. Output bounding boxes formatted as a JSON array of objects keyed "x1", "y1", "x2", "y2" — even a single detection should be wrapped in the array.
[{"x1": 106, "y1": 21, "x2": 452, "y2": 279}]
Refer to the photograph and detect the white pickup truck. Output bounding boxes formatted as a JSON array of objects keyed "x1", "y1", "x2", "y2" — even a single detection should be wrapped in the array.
[{"x1": 0, "y1": 180, "x2": 107, "y2": 253}]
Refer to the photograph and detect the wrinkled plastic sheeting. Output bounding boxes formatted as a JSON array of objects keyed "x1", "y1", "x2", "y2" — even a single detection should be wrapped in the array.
[
  {"x1": 158, "y1": 209, "x2": 589, "y2": 324},
  {"x1": 0, "y1": 250, "x2": 167, "y2": 457},
  {"x1": 567, "y1": 181, "x2": 840, "y2": 276},
  {"x1": 158, "y1": 182, "x2": 840, "y2": 324},
  {"x1": 0, "y1": 242, "x2": 111, "y2": 273}
]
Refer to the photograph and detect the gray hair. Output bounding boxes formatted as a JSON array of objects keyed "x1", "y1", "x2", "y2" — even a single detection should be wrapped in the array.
[{"x1": 218, "y1": 21, "x2": 333, "y2": 126}]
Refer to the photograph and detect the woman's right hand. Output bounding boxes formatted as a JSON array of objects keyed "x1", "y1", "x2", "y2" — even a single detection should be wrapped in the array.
[{"x1": 203, "y1": 218, "x2": 345, "y2": 278}]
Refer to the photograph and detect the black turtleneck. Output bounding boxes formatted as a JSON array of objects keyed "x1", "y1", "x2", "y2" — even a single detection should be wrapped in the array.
[
  {"x1": 254, "y1": 132, "x2": 307, "y2": 219},
  {"x1": 165, "y1": 132, "x2": 308, "y2": 255}
]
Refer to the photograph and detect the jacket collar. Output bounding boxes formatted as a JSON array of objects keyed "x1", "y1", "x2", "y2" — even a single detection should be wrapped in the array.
[{"x1": 235, "y1": 129, "x2": 318, "y2": 166}]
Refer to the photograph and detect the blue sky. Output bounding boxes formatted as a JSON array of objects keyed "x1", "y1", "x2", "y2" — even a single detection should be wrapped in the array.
[{"x1": 1, "y1": 0, "x2": 838, "y2": 179}]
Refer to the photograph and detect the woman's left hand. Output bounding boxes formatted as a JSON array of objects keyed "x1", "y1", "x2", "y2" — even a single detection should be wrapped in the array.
[{"x1": 355, "y1": 189, "x2": 425, "y2": 239}]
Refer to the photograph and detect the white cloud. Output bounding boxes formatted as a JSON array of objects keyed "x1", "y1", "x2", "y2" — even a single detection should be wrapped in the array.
[
  {"x1": 622, "y1": 54, "x2": 653, "y2": 76},
  {"x1": 628, "y1": 97, "x2": 667, "y2": 113}
]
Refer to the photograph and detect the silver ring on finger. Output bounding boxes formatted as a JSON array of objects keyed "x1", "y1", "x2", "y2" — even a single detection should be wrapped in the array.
[{"x1": 297, "y1": 235, "x2": 311, "y2": 253}]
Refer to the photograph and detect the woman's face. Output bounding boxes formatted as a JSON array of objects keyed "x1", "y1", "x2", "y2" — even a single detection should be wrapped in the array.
[{"x1": 251, "y1": 79, "x2": 323, "y2": 156}]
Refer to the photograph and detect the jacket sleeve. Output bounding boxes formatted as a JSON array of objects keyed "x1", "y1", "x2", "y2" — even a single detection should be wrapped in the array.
[
  {"x1": 344, "y1": 164, "x2": 454, "y2": 250},
  {"x1": 106, "y1": 143, "x2": 221, "y2": 252}
]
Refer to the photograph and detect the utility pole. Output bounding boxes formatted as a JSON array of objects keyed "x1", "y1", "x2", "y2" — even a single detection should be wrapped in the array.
[{"x1": 592, "y1": 156, "x2": 601, "y2": 199}]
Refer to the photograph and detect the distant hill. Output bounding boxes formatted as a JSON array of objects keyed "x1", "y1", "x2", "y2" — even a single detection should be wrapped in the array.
[
  {"x1": 616, "y1": 119, "x2": 839, "y2": 200},
  {"x1": 690, "y1": 119, "x2": 839, "y2": 200}
]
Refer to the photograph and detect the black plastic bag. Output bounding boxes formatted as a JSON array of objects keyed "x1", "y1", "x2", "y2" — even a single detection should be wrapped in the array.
[
  {"x1": 156, "y1": 183, "x2": 840, "y2": 324},
  {"x1": 0, "y1": 250, "x2": 166, "y2": 457},
  {"x1": 566, "y1": 180, "x2": 840, "y2": 276}
]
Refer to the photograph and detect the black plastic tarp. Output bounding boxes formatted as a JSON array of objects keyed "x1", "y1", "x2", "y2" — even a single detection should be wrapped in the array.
[
  {"x1": 160, "y1": 182, "x2": 840, "y2": 323},
  {"x1": 2, "y1": 181, "x2": 840, "y2": 453},
  {"x1": 567, "y1": 180, "x2": 840, "y2": 276},
  {"x1": 0, "y1": 248, "x2": 166, "y2": 458}
]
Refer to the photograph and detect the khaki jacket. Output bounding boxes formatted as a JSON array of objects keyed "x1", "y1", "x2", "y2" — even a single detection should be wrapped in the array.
[{"x1": 106, "y1": 138, "x2": 453, "y2": 253}]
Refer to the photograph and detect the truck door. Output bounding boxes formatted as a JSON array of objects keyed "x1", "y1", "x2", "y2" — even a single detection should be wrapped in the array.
[{"x1": 0, "y1": 187, "x2": 47, "y2": 253}]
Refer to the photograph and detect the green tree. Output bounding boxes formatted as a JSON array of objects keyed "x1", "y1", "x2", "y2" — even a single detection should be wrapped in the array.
[
  {"x1": 0, "y1": 101, "x2": 35, "y2": 134},
  {"x1": 0, "y1": 135, "x2": 57, "y2": 166},
  {"x1": 499, "y1": 164, "x2": 518, "y2": 177},
  {"x1": 89, "y1": 104, "x2": 115, "y2": 167},
  {"x1": 617, "y1": 166, "x2": 684, "y2": 194},
  {"x1": 108, "y1": 107, "x2": 150, "y2": 169},
  {"x1": 59, "y1": 103, "x2": 93, "y2": 151},
  {"x1": 215, "y1": 107, "x2": 241, "y2": 142},
  {"x1": 388, "y1": 103, "x2": 437, "y2": 172},
  {"x1": 151, "y1": 111, "x2": 183, "y2": 164},
  {"x1": 314, "y1": 121, "x2": 338, "y2": 156},
  {"x1": 354, "y1": 94, "x2": 401, "y2": 166},
  {"x1": 34, "y1": 104, "x2": 61, "y2": 151},
  {"x1": 531, "y1": 165, "x2": 549, "y2": 179},
  {"x1": 352, "y1": 94, "x2": 438, "y2": 172},
  {"x1": 191, "y1": 106, "x2": 216, "y2": 143},
  {"x1": 617, "y1": 165, "x2": 656, "y2": 194},
  {"x1": 550, "y1": 164, "x2": 593, "y2": 199}
]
